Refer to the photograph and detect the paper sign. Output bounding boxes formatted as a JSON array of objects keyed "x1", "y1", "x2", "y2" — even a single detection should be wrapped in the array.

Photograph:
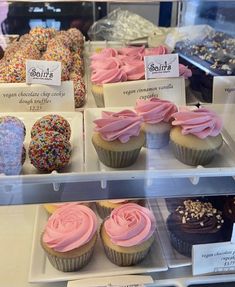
[
  {"x1": 213, "y1": 76, "x2": 235, "y2": 104},
  {"x1": 144, "y1": 53, "x2": 179, "y2": 79},
  {"x1": 26, "y1": 60, "x2": 61, "y2": 86},
  {"x1": 192, "y1": 241, "x2": 235, "y2": 276},
  {"x1": 231, "y1": 224, "x2": 235, "y2": 243},
  {"x1": 103, "y1": 78, "x2": 185, "y2": 107},
  {"x1": 0, "y1": 81, "x2": 74, "y2": 112}
]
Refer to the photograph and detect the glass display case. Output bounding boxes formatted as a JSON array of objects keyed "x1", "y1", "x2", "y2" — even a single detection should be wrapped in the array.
[{"x1": 0, "y1": 1, "x2": 235, "y2": 286}]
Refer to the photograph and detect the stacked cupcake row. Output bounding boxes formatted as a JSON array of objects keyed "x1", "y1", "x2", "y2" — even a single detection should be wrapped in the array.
[
  {"x1": 92, "y1": 98, "x2": 223, "y2": 168},
  {"x1": 41, "y1": 201, "x2": 156, "y2": 271}
]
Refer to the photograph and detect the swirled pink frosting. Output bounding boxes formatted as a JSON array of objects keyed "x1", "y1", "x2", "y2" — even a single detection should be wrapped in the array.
[
  {"x1": 135, "y1": 98, "x2": 178, "y2": 124},
  {"x1": 179, "y1": 64, "x2": 192, "y2": 79},
  {"x1": 90, "y1": 58, "x2": 121, "y2": 71},
  {"x1": 43, "y1": 205, "x2": 98, "y2": 252},
  {"x1": 104, "y1": 203, "x2": 156, "y2": 247},
  {"x1": 93, "y1": 110, "x2": 143, "y2": 143},
  {"x1": 91, "y1": 67, "x2": 127, "y2": 84},
  {"x1": 90, "y1": 48, "x2": 118, "y2": 61},
  {"x1": 143, "y1": 45, "x2": 169, "y2": 56},
  {"x1": 118, "y1": 46, "x2": 145, "y2": 57},
  {"x1": 172, "y1": 107, "x2": 223, "y2": 139},
  {"x1": 121, "y1": 60, "x2": 145, "y2": 80}
]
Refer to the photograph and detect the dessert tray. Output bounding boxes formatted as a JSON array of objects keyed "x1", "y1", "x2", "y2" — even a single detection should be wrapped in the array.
[
  {"x1": 150, "y1": 199, "x2": 192, "y2": 268},
  {"x1": 0, "y1": 112, "x2": 84, "y2": 185},
  {"x1": 28, "y1": 205, "x2": 168, "y2": 283},
  {"x1": 84, "y1": 107, "x2": 235, "y2": 181}
]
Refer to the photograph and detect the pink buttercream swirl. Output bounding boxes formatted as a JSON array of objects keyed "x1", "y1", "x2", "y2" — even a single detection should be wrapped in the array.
[
  {"x1": 135, "y1": 98, "x2": 178, "y2": 124},
  {"x1": 172, "y1": 107, "x2": 223, "y2": 139},
  {"x1": 90, "y1": 57, "x2": 121, "y2": 71},
  {"x1": 118, "y1": 46, "x2": 145, "y2": 57},
  {"x1": 91, "y1": 67, "x2": 127, "y2": 84},
  {"x1": 93, "y1": 110, "x2": 143, "y2": 143},
  {"x1": 43, "y1": 205, "x2": 98, "y2": 252},
  {"x1": 90, "y1": 48, "x2": 118, "y2": 61},
  {"x1": 104, "y1": 203, "x2": 156, "y2": 247},
  {"x1": 179, "y1": 64, "x2": 192, "y2": 79},
  {"x1": 121, "y1": 60, "x2": 145, "y2": 80}
]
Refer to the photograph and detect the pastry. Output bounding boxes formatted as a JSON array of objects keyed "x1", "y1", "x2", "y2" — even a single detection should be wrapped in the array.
[
  {"x1": 100, "y1": 203, "x2": 156, "y2": 266},
  {"x1": 29, "y1": 131, "x2": 71, "y2": 172},
  {"x1": 92, "y1": 110, "x2": 145, "y2": 168},
  {"x1": 170, "y1": 107, "x2": 223, "y2": 166},
  {"x1": 43, "y1": 202, "x2": 92, "y2": 214},
  {"x1": 135, "y1": 98, "x2": 177, "y2": 149},
  {"x1": 41, "y1": 204, "x2": 98, "y2": 272},
  {"x1": 167, "y1": 199, "x2": 224, "y2": 257},
  {"x1": 31, "y1": 114, "x2": 71, "y2": 140}
]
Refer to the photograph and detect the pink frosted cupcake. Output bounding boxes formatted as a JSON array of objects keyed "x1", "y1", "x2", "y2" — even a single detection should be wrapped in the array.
[
  {"x1": 41, "y1": 204, "x2": 98, "y2": 272},
  {"x1": 170, "y1": 107, "x2": 223, "y2": 166},
  {"x1": 100, "y1": 203, "x2": 156, "y2": 266},
  {"x1": 135, "y1": 98, "x2": 177, "y2": 149},
  {"x1": 92, "y1": 110, "x2": 145, "y2": 168}
]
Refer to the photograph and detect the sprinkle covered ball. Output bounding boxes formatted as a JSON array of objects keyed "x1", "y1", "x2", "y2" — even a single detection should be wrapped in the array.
[
  {"x1": 31, "y1": 114, "x2": 71, "y2": 140},
  {"x1": 29, "y1": 131, "x2": 72, "y2": 172}
]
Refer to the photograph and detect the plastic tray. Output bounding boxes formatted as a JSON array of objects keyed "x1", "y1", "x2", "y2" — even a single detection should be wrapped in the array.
[
  {"x1": 84, "y1": 107, "x2": 235, "y2": 181},
  {"x1": 28, "y1": 205, "x2": 168, "y2": 283},
  {"x1": 0, "y1": 112, "x2": 84, "y2": 185}
]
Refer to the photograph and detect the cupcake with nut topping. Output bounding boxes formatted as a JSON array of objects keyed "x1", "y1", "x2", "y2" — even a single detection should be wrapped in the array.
[{"x1": 167, "y1": 199, "x2": 224, "y2": 257}]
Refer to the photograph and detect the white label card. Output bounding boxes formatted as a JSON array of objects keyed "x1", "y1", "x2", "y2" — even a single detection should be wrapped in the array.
[
  {"x1": 192, "y1": 242, "x2": 235, "y2": 276},
  {"x1": 0, "y1": 81, "x2": 74, "y2": 112},
  {"x1": 26, "y1": 60, "x2": 61, "y2": 86},
  {"x1": 103, "y1": 78, "x2": 185, "y2": 107},
  {"x1": 144, "y1": 53, "x2": 179, "y2": 79},
  {"x1": 231, "y1": 224, "x2": 235, "y2": 244},
  {"x1": 213, "y1": 76, "x2": 235, "y2": 104}
]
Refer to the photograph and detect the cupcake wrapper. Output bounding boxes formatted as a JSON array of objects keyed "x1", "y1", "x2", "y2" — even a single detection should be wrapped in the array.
[
  {"x1": 169, "y1": 230, "x2": 192, "y2": 257},
  {"x1": 103, "y1": 243, "x2": 151, "y2": 266},
  {"x1": 170, "y1": 141, "x2": 218, "y2": 166},
  {"x1": 91, "y1": 90, "x2": 104, "y2": 108},
  {"x1": 93, "y1": 145, "x2": 141, "y2": 168},
  {"x1": 145, "y1": 131, "x2": 169, "y2": 149},
  {"x1": 95, "y1": 204, "x2": 113, "y2": 219},
  {"x1": 45, "y1": 245, "x2": 95, "y2": 272}
]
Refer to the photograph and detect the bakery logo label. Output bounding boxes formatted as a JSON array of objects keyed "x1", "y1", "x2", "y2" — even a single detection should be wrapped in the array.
[
  {"x1": 144, "y1": 53, "x2": 179, "y2": 79},
  {"x1": 26, "y1": 60, "x2": 61, "y2": 86}
]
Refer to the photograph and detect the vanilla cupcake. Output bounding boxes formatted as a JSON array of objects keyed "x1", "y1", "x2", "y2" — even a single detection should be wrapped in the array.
[
  {"x1": 41, "y1": 204, "x2": 98, "y2": 272},
  {"x1": 92, "y1": 110, "x2": 145, "y2": 168},
  {"x1": 100, "y1": 203, "x2": 156, "y2": 266},
  {"x1": 170, "y1": 107, "x2": 223, "y2": 166},
  {"x1": 135, "y1": 98, "x2": 177, "y2": 149}
]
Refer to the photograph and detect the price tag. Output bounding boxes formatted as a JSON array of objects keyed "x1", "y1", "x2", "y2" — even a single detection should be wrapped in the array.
[
  {"x1": 26, "y1": 59, "x2": 61, "y2": 86},
  {"x1": 103, "y1": 78, "x2": 185, "y2": 107},
  {"x1": 192, "y1": 242, "x2": 235, "y2": 276},
  {"x1": 213, "y1": 76, "x2": 235, "y2": 103},
  {"x1": 231, "y1": 223, "x2": 235, "y2": 244},
  {"x1": 0, "y1": 81, "x2": 74, "y2": 112},
  {"x1": 144, "y1": 54, "x2": 179, "y2": 79}
]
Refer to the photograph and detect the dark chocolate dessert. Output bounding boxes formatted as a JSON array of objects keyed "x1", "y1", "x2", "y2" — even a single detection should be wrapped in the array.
[
  {"x1": 167, "y1": 199, "x2": 224, "y2": 257},
  {"x1": 222, "y1": 196, "x2": 235, "y2": 241}
]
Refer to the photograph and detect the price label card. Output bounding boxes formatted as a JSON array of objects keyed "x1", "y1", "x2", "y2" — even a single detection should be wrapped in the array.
[
  {"x1": 213, "y1": 76, "x2": 235, "y2": 104},
  {"x1": 192, "y1": 242, "x2": 235, "y2": 276},
  {"x1": 103, "y1": 78, "x2": 185, "y2": 107},
  {"x1": 144, "y1": 53, "x2": 179, "y2": 79},
  {"x1": 0, "y1": 81, "x2": 74, "y2": 112},
  {"x1": 26, "y1": 60, "x2": 61, "y2": 86}
]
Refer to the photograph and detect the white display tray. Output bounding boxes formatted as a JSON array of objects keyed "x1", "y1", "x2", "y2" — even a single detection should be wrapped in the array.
[
  {"x1": 28, "y1": 205, "x2": 168, "y2": 283},
  {"x1": 0, "y1": 112, "x2": 83, "y2": 184},
  {"x1": 152, "y1": 199, "x2": 191, "y2": 268},
  {"x1": 84, "y1": 107, "x2": 235, "y2": 180}
]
